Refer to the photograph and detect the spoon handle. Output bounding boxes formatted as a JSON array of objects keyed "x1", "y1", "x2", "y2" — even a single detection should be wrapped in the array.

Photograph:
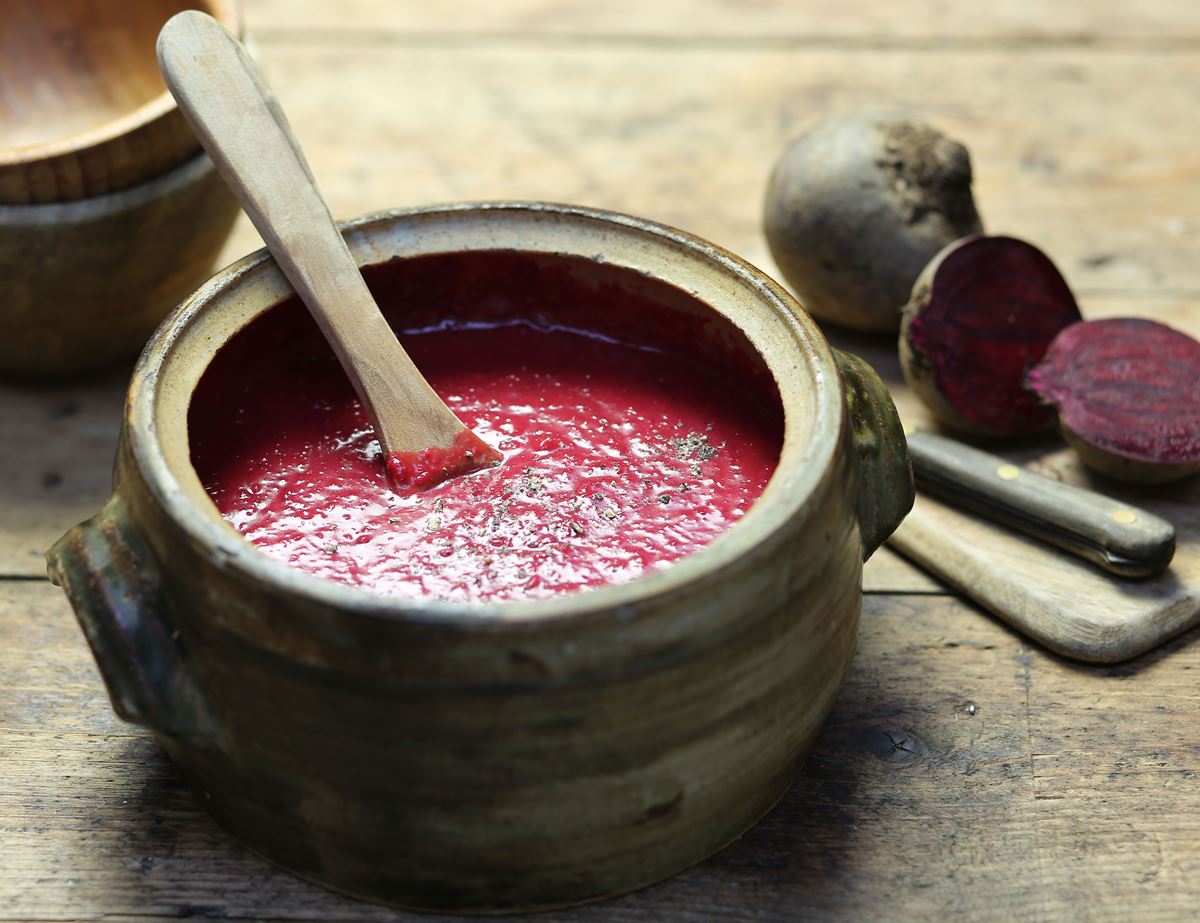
[
  {"x1": 156, "y1": 11, "x2": 462, "y2": 453},
  {"x1": 906, "y1": 429, "x2": 1176, "y2": 577}
]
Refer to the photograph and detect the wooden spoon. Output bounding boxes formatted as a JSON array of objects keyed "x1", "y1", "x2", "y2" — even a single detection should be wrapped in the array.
[{"x1": 156, "y1": 10, "x2": 500, "y2": 493}]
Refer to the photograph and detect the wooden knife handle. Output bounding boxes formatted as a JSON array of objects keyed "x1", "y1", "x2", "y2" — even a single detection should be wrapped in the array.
[{"x1": 906, "y1": 429, "x2": 1176, "y2": 578}]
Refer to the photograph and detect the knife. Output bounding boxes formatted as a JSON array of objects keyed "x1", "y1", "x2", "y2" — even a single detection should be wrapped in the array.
[{"x1": 905, "y1": 429, "x2": 1176, "y2": 578}]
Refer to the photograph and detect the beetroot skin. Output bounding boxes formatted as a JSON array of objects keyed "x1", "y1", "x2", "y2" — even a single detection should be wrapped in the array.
[
  {"x1": 764, "y1": 110, "x2": 983, "y2": 332},
  {"x1": 1027, "y1": 318, "x2": 1200, "y2": 483},
  {"x1": 899, "y1": 235, "x2": 1082, "y2": 437}
]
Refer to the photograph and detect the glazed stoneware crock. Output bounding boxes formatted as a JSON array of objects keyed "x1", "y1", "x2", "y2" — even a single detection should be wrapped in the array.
[{"x1": 48, "y1": 203, "x2": 912, "y2": 913}]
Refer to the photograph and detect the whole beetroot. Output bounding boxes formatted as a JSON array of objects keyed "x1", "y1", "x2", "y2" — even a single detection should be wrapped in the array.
[
  {"x1": 1027, "y1": 318, "x2": 1200, "y2": 483},
  {"x1": 899, "y1": 235, "x2": 1083, "y2": 437},
  {"x1": 764, "y1": 110, "x2": 983, "y2": 332}
]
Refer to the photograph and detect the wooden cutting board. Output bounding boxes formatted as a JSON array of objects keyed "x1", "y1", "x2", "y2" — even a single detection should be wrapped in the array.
[{"x1": 887, "y1": 445, "x2": 1200, "y2": 664}]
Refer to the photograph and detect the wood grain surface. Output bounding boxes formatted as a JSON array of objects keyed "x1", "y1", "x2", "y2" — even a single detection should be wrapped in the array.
[
  {"x1": 891, "y1": 468, "x2": 1200, "y2": 663},
  {"x1": 212, "y1": 41, "x2": 1200, "y2": 298},
  {"x1": 244, "y1": 0, "x2": 1200, "y2": 42},
  {"x1": 0, "y1": 0, "x2": 241, "y2": 204},
  {"x1": 3, "y1": 0, "x2": 1199, "y2": 919},
  {"x1": 6, "y1": 582, "x2": 1200, "y2": 922}
]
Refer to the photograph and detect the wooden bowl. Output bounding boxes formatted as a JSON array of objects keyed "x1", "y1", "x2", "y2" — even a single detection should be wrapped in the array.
[
  {"x1": 47, "y1": 204, "x2": 913, "y2": 912},
  {"x1": 0, "y1": 150, "x2": 240, "y2": 375},
  {"x1": 0, "y1": 0, "x2": 241, "y2": 204}
]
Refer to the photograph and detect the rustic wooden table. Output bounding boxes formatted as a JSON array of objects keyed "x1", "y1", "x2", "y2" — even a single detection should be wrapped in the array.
[{"x1": 3, "y1": 2, "x2": 1199, "y2": 920}]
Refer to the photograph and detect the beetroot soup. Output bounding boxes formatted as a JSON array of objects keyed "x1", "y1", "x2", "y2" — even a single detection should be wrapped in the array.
[{"x1": 189, "y1": 253, "x2": 784, "y2": 603}]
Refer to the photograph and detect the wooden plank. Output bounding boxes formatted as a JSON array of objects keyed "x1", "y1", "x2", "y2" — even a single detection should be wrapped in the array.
[
  {"x1": 892, "y1": 479, "x2": 1200, "y2": 663},
  {"x1": 244, "y1": 0, "x2": 1200, "y2": 42},
  {"x1": 7, "y1": 580, "x2": 1200, "y2": 920},
  {"x1": 865, "y1": 546, "x2": 943, "y2": 593},
  {"x1": 1023, "y1": 642, "x2": 1200, "y2": 916},
  {"x1": 207, "y1": 43, "x2": 1200, "y2": 303},
  {"x1": 0, "y1": 369, "x2": 128, "y2": 578}
]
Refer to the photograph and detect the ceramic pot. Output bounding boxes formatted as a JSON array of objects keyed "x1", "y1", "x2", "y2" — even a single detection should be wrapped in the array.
[
  {"x1": 47, "y1": 203, "x2": 912, "y2": 912},
  {"x1": 0, "y1": 151, "x2": 240, "y2": 375}
]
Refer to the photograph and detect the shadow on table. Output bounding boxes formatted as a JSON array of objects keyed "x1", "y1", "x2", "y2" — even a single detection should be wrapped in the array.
[
  {"x1": 0, "y1": 361, "x2": 133, "y2": 576},
  {"x1": 54, "y1": 719, "x2": 872, "y2": 922}
]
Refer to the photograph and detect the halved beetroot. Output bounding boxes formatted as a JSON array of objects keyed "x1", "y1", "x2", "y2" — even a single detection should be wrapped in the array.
[
  {"x1": 900, "y1": 235, "x2": 1082, "y2": 437},
  {"x1": 1027, "y1": 318, "x2": 1200, "y2": 483}
]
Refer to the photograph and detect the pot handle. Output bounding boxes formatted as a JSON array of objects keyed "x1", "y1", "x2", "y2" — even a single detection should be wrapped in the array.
[
  {"x1": 835, "y1": 351, "x2": 915, "y2": 560},
  {"x1": 46, "y1": 496, "x2": 213, "y2": 745}
]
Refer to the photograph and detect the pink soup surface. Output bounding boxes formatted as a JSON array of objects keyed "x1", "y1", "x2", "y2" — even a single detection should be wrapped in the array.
[{"x1": 190, "y1": 274, "x2": 783, "y2": 603}]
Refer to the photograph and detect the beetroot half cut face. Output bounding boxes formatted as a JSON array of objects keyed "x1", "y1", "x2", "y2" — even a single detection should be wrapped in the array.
[
  {"x1": 900, "y1": 235, "x2": 1082, "y2": 437},
  {"x1": 1027, "y1": 318, "x2": 1200, "y2": 483}
]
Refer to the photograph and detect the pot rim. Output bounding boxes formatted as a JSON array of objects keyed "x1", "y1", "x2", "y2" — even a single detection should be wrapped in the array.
[{"x1": 125, "y1": 201, "x2": 845, "y2": 626}]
